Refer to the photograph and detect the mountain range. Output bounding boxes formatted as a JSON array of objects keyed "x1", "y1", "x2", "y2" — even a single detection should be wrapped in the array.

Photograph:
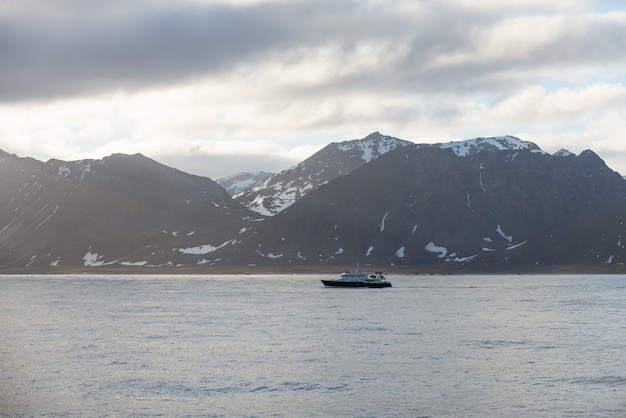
[
  {"x1": 218, "y1": 132, "x2": 412, "y2": 215},
  {"x1": 2, "y1": 132, "x2": 625, "y2": 273}
]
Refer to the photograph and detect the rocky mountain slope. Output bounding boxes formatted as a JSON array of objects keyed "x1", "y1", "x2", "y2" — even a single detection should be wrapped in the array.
[
  {"x1": 219, "y1": 137, "x2": 626, "y2": 269},
  {"x1": 0, "y1": 150, "x2": 260, "y2": 269},
  {"x1": 222, "y1": 132, "x2": 412, "y2": 215},
  {"x1": 1, "y1": 133, "x2": 625, "y2": 272}
]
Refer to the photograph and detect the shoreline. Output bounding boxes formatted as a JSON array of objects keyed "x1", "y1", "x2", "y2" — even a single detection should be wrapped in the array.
[{"x1": 1, "y1": 263, "x2": 625, "y2": 275}]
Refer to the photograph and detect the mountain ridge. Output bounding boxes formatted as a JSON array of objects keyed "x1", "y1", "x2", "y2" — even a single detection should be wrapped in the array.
[
  {"x1": 218, "y1": 132, "x2": 413, "y2": 215},
  {"x1": 225, "y1": 142, "x2": 626, "y2": 268},
  {"x1": 218, "y1": 132, "x2": 552, "y2": 216},
  {"x1": 0, "y1": 150, "x2": 259, "y2": 269},
  {"x1": 1, "y1": 132, "x2": 625, "y2": 272}
]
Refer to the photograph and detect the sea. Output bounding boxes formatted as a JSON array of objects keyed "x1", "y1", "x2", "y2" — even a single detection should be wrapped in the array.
[{"x1": 1, "y1": 274, "x2": 624, "y2": 417}]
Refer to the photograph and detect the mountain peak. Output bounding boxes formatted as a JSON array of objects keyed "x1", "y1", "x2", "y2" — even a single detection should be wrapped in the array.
[
  {"x1": 554, "y1": 149, "x2": 575, "y2": 157},
  {"x1": 363, "y1": 131, "x2": 383, "y2": 140},
  {"x1": 226, "y1": 132, "x2": 413, "y2": 215},
  {"x1": 435, "y1": 135, "x2": 542, "y2": 157},
  {"x1": 576, "y1": 149, "x2": 607, "y2": 169},
  {"x1": 335, "y1": 132, "x2": 412, "y2": 163},
  {"x1": 102, "y1": 152, "x2": 148, "y2": 163}
]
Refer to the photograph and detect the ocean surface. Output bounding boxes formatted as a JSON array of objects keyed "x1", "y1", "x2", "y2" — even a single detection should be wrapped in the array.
[{"x1": 1, "y1": 274, "x2": 624, "y2": 417}]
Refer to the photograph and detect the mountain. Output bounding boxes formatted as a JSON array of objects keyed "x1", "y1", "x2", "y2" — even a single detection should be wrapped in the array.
[
  {"x1": 2, "y1": 133, "x2": 626, "y2": 272},
  {"x1": 227, "y1": 132, "x2": 412, "y2": 215},
  {"x1": 0, "y1": 150, "x2": 260, "y2": 270},
  {"x1": 217, "y1": 171, "x2": 273, "y2": 196},
  {"x1": 217, "y1": 137, "x2": 626, "y2": 269}
]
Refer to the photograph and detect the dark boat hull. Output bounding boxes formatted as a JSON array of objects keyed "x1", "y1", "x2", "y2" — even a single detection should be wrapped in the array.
[{"x1": 321, "y1": 280, "x2": 392, "y2": 288}]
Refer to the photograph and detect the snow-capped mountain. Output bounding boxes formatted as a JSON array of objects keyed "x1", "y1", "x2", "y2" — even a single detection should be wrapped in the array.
[
  {"x1": 225, "y1": 139, "x2": 626, "y2": 269},
  {"x1": 229, "y1": 132, "x2": 413, "y2": 215},
  {"x1": 227, "y1": 134, "x2": 547, "y2": 216},
  {"x1": 431, "y1": 135, "x2": 541, "y2": 156},
  {"x1": 2, "y1": 132, "x2": 626, "y2": 272},
  {"x1": 217, "y1": 171, "x2": 273, "y2": 196}
]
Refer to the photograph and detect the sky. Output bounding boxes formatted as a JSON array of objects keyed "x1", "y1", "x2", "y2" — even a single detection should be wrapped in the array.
[{"x1": 0, "y1": 0, "x2": 625, "y2": 179}]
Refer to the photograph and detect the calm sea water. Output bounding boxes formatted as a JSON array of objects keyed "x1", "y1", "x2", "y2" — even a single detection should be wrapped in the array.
[{"x1": 1, "y1": 274, "x2": 624, "y2": 417}]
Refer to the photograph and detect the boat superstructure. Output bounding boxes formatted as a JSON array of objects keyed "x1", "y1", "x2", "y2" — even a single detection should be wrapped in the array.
[{"x1": 321, "y1": 269, "x2": 392, "y2": 288}]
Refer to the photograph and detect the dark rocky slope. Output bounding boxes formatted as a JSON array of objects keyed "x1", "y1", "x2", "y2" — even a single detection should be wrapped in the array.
[
  {"x1": 227, "y1": 142, "x2": 626, "y2": 269},
  {"x1": 226, "y1": 132, "x2": 412, "y2": 215},
  {"x1": 0, "y1": 150, "x2": 258, "y2": 269}
]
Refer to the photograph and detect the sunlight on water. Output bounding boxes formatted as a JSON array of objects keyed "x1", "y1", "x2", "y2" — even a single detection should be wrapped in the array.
[{"x1": 1, "y1": 274, "x2": 625, "y2": 417}]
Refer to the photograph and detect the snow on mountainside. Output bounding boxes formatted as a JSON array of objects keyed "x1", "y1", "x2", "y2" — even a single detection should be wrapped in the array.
[
  {"x1": 553, "y1": 149, "x2": 575, "y2": 157},
  {"x1": 2, "y1": 131, "x2": 626, "y2": 272},
  {"x1": 0, "y1": 151, "x2": 257, "y2": 269},
  {"x1": 336, "y1": 132, "x2": 412, "y2": 162},
  {"x1": 233, "y1": 140, "x2": 626, "y2": 269},
  {"x1": 217, "y1": 171, "x2": 273, "y2": 196},
  {"x1": 228, "y1": 134, "x2": 548, "y2": 216},
  {"x1": 230, "y1": 132, "x2": 412, "y2": 215},
  {"x1": 432, "y1": 135, "x2": 542, "y2": 156}
]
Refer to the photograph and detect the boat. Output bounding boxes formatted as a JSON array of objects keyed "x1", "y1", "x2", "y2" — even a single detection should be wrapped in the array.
[{"x1": 321, "y1": 269, "x2": 392, "y2": 288}]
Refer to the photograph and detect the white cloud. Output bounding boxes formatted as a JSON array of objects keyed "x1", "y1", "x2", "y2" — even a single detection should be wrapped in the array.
[
  {"x1": 2, "y1": 78, "x2": 626, "y2": 177},
  {"x1": 488, "y1": 83, "x2": 626, "y2": 128},
  {"x1": 0, "y1": 0, "x2": 625, "y2": 177}
]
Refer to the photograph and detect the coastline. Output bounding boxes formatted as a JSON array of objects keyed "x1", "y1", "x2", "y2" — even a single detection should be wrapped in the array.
[{"x1": 1, "y1": 263, "x2": 625, "y2": 275}]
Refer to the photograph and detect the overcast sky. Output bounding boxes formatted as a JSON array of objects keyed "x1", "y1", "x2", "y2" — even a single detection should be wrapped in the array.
[{"x1": 1, "y1": 0, "x2": 625, "y2": 178}]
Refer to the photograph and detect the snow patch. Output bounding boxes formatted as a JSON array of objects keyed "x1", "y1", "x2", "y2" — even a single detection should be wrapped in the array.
[
  {"x1": 34, "y1": 205, "x2": 60, "y2": 230},
  {"x1": 178, "y1": 240, "x2": 234, "y2": 255},
  {"x1": 249, "y1": 195, "x2": 274, "y2": 216},
  {"x1": 496, "y1": 224, "x2": 513, "y2": 243},
  {"x1": 336, "y1": 133, "x2": 407, "y2": 163},
  {"x1": 25, "y1": 255, "x2": 38, "y2": 268},
  {"x1": 437, "y1": 136, "x2": 541, "y2": 157},
  {"x1": 425, "y1": 242, "x2": 448, "y2": 258},
  {"x1": 395, "y1": 246, "x2": 405, "y2": 258},
  {"x1": 380, "y1": 211, "x2": 389, "y2": 232},
  {"x1": 366, "y1": 246, "x2": 374, "y2": 256},
  {"x1": 0, "y1": 220, "x2": 15, "y2": 236},
  {"x1": 506, "y1": 241, "x2": 527, "y2": 250},
  {"x1": 121, "y1": 261, "x2": 149, "y2": 266},
  {"x1": 554, "y1": 149, "x2": 574, "y2": 157},
  {"x1": 450, "y1": 254, "x2": 478, "y2": 262},
  {"x1": 83, "y1": 251, "x2": 113, "y2": 267},
  {"x1": 83, "y1": 251, "x2": 99, "y2": 266},
  {"x1": 58, "y1": 164, "x2": 71, "y2": 177}
]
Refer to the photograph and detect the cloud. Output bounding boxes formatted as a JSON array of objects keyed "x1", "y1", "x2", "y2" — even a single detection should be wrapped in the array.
[
  {"x1": 0, "y1": 0, "x2": 409, "y2": 101},
  {"x1": 159, "y1": 153, "x2": 295, "y2": 180},
  {"x1": 489, "y1": 83, "x2": 626, "y2": 128},
  {"x1": 0, "y1": 0, "x2": 625, "y2": 177},
  {"x1": 2, "y1": 0, "x2": 624, "y2": 102}
]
